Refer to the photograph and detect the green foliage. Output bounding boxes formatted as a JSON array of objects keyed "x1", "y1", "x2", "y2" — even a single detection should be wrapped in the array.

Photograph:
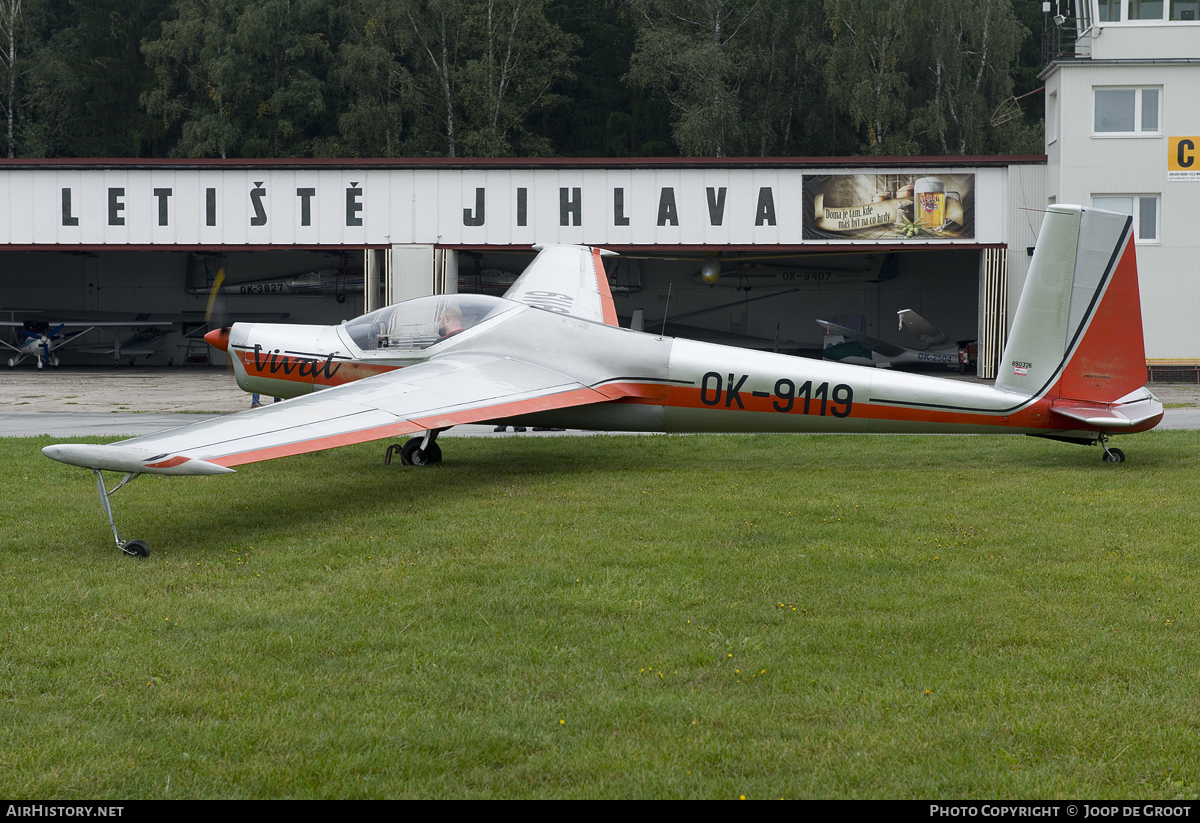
[
  {"x1": 9, "y1": 0, "x2": 175, "y2": 158},
  {"x1": 817, "y1": 0, "x2": 1040, "y2": 156},
  {"x1": 625, "y1": 0, "x2": 1042, "y2": 157},
  {"x1": 4, "y1": 0, "x2": 1044, "y2": 158},
  {"x1": 401, "y1": 0, "x2": 579, "y2": 157},
  {"x1": 625, "y1": 0, "x2": 765, "y2": 157},
  {"x1": 538, "y1": 0, "x2": 675, "y2": 157},
  {"x1": 328, "y1": 0, "x2": 413, "y2": 157},
  {"x1": 142, "y1": 0, "x2": 336, "y2": 158}
]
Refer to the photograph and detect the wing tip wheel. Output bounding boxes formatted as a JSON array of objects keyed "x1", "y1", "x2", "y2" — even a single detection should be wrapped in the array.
[{"x1": 122, "y1": 539, "x2": 150, "y2": 558}]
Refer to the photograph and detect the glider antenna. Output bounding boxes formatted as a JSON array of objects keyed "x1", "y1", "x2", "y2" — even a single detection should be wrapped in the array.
[{"x1": 659, "y1": 283, "x2": 672, "y2": 339}]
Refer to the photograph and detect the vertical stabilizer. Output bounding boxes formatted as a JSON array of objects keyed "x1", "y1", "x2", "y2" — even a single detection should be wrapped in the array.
[
  {"x1": 996, "y1": 205, "x2": 1144, "y2": 402},
  {"x1": 504, "y1": 245, "x2": 619, "y2": 326}
]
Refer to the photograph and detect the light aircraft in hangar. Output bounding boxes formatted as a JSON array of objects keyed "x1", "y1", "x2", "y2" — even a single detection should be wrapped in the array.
[
  {"x1": 44, "y1": 205, "x2": 1162, "y2": 556},
  {"x1": 0, "y1": 317, "x2": 178, "y2": 369},
  {"x1": 185, "y1": 267, "x2": 363, "y2": 300},
  {"x1": 816, "y1": 310, "x2": 975, "y2": 372},
  {"x1": 2, "y1": 309, "x2": 292, "y2": 369}
]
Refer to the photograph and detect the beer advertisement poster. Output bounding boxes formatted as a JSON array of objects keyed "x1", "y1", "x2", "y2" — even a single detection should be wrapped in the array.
[{"x1": 803, "y1": 173, "x2": 975, "y2": 240}]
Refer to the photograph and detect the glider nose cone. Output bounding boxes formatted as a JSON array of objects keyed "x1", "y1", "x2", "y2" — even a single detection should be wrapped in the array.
[{"x1": 204, "y1": 327, "x2": 230, "y2": 352}]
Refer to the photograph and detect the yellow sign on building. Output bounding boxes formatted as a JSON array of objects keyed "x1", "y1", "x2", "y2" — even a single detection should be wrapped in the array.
[{"x1": 1168, "y1": 137, "x2": 1200, "y2": 180}]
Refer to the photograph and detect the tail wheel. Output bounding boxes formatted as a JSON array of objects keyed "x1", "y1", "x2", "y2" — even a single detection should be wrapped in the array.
[{"x1": 1102, "y1": 447, "x2": 1126, "y2": 463}]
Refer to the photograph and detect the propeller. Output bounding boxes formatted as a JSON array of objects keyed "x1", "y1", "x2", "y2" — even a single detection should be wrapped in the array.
[
  {"x1": 204, "y1": 266, "x2": 227, "y2": 327},
  {"x1": 204, "y1": 267, "x2": 235, "y2": 374}
]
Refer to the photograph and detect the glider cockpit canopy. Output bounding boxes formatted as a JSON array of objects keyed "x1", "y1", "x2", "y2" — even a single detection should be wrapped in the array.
[{"x1": 342, "y1": 294, "x2": 514, "y2": 352}]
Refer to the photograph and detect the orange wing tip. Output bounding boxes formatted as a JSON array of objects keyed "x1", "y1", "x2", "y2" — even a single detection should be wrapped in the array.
[
  {"x1": 42, "y1": 444, "x2": 236, "y2": 475},
  {"x1": 204, "y1": 328, "x2": 230, "y2": 352}
]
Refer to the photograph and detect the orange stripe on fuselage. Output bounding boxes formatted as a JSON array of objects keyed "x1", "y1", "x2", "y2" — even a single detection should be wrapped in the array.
[
  {"x1": 592, "y1": 248, "x2": 619, "y2": 327},
  {"x1": 234, "y1": 348, "x2": 399, "y2": 387},
  {"x1": 606, "y1": 382, "x2": 1061, "y2": 431},
  {"x1": 623, "y1": 382, "x2": 1159, "y2": 433}
]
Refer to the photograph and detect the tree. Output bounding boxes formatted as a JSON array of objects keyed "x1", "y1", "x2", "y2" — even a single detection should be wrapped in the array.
[
  {"x1": 625, "y1": 0, "x2": 763, "y2": 157},
  {"x1": 456, "y1": 0, "x2": 577, "y2": 156},
  {"x1": 821, "y1": 0, "x2": 918, "y2": 155},
  {"x1": 0, "y1": 0, "x2": 23, "y2": 157},
  {"x1": 330, "y1": 0, "x2": 414, "y2": 157},
  {"x1": 402, "y1": 0, "x2": 577, "y2": 157},
  {"x1": 535, "y1": 0, "x2": 676, "y2": 157},
  {"x1": 907, "y1": 0, "x2": 1040, "y2": 155},
  {"x1": 142, "y1": 0, "x2": 335, "y2": 158},
  {"x1": 3, "y1": 0, "x2": 173, "y2": 158}
]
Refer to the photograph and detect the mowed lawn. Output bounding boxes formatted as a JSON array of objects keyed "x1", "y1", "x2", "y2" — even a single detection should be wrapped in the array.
[{"x1": 3, "y1": 431, "x2": 1199, "y2": 799}]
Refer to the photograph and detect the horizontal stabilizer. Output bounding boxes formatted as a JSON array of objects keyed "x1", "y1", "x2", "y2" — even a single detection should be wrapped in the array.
[
  {"x1": 505, "y1": 245, "x2": 619, "y2": 326},
  {"x1": 1049, "y1": 393, "x2": 1163, "y2": 429},
  {"x1": 42, "y1": 444, "x2": 236, "y2": 475}
]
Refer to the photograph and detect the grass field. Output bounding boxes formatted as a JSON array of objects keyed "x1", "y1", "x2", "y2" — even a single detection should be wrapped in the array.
[{"x1": 3, "y1": 430, "x2": 1199, "y2": 799}]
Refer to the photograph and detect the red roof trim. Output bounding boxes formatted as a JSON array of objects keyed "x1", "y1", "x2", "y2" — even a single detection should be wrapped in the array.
[
  {"x1": 0, "y1": 155, "x2": 1047, "y2": 171},
  {"x1": 0, "y1": 242, "x2": 1008, "y2": 253},
  {"x1": 0, "y1": 244, "x2": 393, "y2": 252}
]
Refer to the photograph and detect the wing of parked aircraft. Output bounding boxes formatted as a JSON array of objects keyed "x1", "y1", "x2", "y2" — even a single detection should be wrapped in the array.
[
  {"x1": 46, "y1": 241, "x2": 625, "y2": 473},
  {"x1": 44, "y1": 352, "x2": 614, "y2": 474},
  {"x1": 896, "y1": 309, "x2": 951, "y2": 348},
  {"x1": 815, "y1": 319, "x2": 907, "y2": 358},
  {"x1": 817, "y1": 309, "x2": 968, "y2": 370}
]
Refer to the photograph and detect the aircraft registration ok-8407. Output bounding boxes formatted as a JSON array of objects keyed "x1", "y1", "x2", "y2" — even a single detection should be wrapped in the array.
[{"x1": 44, "y1": 205, "x2": 1163, "y2": 556}]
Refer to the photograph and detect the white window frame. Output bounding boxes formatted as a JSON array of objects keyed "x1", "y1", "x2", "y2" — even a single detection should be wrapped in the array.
[
  {"x1": 1092, "y1": 0, "x2": 1200, "y2": 23},
  {"x1": 1048, "y1": 91, "x2": 1059, "y2": 145},
  {"x1": 1092, "y1": 87, "x2": 1161, "y2": 136},
  {"x1": 1092, "y1": 194, "x2": 1160, "y2": 243}
]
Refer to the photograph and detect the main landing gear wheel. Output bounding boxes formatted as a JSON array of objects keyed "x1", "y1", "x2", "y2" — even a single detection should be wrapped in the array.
[
  {"x1": 401, "y1": 438, "x2": 443, "y2": 466},
  {"x1": 122, "y1": 539, "x2": 150, "y2": 557},
  {"x1": 1102, "y1": 447, "x2": 1126, "y2": 463}
]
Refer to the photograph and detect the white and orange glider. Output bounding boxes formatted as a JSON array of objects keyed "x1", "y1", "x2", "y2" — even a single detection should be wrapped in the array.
[{"x1": 45, "y1": 206, "x2": 1162, "y2": 556}]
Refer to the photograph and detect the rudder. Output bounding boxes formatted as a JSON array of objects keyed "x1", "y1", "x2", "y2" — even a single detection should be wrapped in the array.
[{"x1": 996, "y1": 205, "x2": 1145, "y2": 403}]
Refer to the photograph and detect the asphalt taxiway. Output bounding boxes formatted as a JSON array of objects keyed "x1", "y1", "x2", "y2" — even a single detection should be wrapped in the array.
[{"x1": 4, "y1": 367, "x2": 1199, "y2": 437}]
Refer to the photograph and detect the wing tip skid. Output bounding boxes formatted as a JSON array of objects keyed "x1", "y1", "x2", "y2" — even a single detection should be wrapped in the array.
[{"x1": 43, "y1": 444, "x2": 236, "y2": 475}]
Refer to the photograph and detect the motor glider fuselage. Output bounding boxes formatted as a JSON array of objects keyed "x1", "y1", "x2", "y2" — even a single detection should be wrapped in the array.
[{"x1": 214, "y1": 298, "x2": 1161, "y2": 442}]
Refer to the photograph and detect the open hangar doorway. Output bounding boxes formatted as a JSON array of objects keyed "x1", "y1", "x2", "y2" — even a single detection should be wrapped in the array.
[
  {"x1": 453, "y1": 245, "x2": 995, "y2": 376},
  {"x1": 0, "y1": 247, "x2": 369, "y2": 368}
]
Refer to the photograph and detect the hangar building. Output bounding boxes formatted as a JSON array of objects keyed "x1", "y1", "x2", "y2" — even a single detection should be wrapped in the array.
[
  {"x1": 0, "y1": 156, "x2": 1045, "y2": 378},
  {"x1": 1042, "y1": 0, "x2": 1200, "y2": 378}
]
